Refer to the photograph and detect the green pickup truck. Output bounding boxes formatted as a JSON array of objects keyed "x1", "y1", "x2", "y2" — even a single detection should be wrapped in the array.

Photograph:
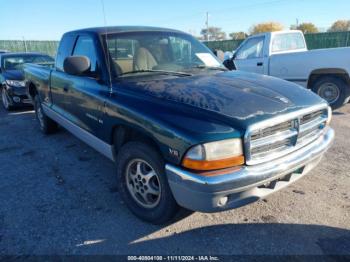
[{"x1": 24, "y1": 26, "x2": 334, "y2": 224}]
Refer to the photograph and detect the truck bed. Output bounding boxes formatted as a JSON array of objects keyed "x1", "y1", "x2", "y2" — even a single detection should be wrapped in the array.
[
  {"x1": 269, "y1": 47, "x2": 350, "y2": 85},
  {"x1": 24, "y1": 63, "x2": 53, "y2": 103}
]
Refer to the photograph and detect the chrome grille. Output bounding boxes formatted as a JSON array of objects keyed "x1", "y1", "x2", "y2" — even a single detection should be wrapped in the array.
[
  {"x1": 245, "y1": 105, "x2": 329, "y2": 165},
  {"x1": 250, "y1": 121, "x2": 293, "y2": 140}
]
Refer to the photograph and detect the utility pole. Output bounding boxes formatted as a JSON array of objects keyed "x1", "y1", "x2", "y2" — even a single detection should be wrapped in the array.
[
  {"x1": 296, "y1": 18, "x2": 299, "y2": 28},
  {"x1": 206, "y1": 12, "x2": 209, "y2": 41}
]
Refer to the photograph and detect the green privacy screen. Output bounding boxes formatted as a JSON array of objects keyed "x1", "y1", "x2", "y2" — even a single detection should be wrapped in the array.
[
  {"x1": 0, "y1": 31, "x2": 349, "y2": 56},
  {"x1": 304, "y1": 31, "x2": 350, "y2": 50},
  {"x1": 0, "y1": 40, "x2": 59, "y2": 57},
  {"x1": 204, "y1": 31, "x2": 350, "y2": 51}
]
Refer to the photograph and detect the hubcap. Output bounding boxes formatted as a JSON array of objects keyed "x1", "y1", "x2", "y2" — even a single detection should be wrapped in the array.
[
  {"x1": 318, "y1": 82, "x2": 340, "y2": 104},
  {"x1": 125, "y1": 159, "x2": 161, "y2": 209},
  {"x1": 2, "y1": 89, "x2": 9, "y2": 109}
]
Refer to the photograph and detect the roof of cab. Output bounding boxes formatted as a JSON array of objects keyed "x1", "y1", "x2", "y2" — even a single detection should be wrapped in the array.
[
  {"x1": 65, "y1": 26, "x2": 185, "y2": 36},
  {"x1": 250, "y1": 30, "x2": 304, "y2": 38}
]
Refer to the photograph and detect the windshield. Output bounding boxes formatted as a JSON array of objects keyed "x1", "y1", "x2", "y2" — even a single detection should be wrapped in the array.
[
  {"x1": 104, "y1": 31, "x2": 225, "y2": 77},
  {"x1": 2, "y1": 55, "x2": 54, "y2": 70}
]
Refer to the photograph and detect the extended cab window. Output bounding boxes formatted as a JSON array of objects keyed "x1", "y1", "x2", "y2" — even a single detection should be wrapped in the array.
[
  {"x1": 272, "y1": 33, "x2": 305, "y2": 53},
  {"x1": 73, "y1": 36, "x2": 98, "y2": 72},
  {"x1": 235, "y1": 36, "x2": 264, "y2": 59}
]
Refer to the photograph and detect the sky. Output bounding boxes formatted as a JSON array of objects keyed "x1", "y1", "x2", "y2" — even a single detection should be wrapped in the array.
[{"x1": 0, "y1": 0, "x2": 349, "y2": 40}]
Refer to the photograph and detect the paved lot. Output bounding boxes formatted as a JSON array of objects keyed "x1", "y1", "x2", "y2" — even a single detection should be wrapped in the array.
[{"x1": 0, "y1": 104, "x2": 349, "y2": 256}]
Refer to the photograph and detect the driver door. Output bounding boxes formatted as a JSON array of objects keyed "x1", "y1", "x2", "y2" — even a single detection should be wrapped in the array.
[
  {"x1": 64, "y1": 35, "x2": 106, "y2": 136},
  {"x1": 233, "y1": 36, "x2": 267, "y2": 75}
]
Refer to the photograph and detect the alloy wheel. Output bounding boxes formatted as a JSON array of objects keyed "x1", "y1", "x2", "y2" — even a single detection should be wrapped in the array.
[{"x1": 125, "y1": 159, "x2": 161, "y2": 209}]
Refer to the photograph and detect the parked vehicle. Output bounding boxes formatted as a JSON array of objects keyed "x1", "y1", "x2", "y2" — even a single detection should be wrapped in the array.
[
  {"x1": 24, "y1": 26, "x2": 334, "y2": 224},
  {"x1": 223, "y1": 30, "x2": 350, "y2": 109},
  {"x1": 0, "y1": 52, "x2": 54, "y2": 110}
]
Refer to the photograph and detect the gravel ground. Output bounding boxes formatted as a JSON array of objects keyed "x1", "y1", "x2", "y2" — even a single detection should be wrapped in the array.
[{"x1": 0, "y1": 104, "x2": 349, "y2": 256}]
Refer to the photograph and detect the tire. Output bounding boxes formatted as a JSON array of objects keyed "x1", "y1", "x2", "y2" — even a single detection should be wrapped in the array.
[
  {"x1": 34, "y1": 95, "x2": 58, "y2": 134},
  {"x1": 116, "y1": 141, "x2": 179, "y2": 224},
  {"x1": 311, "y1": 76, "x2": 350, "y2": 110},
  {"x1": 1, "y1": 87, "x2": 13, "y2": 111}
]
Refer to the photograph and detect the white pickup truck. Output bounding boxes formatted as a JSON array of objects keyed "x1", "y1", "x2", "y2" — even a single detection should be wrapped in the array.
[{"x1": 223, "y1": 30, "x2": 350, "y2": 109}]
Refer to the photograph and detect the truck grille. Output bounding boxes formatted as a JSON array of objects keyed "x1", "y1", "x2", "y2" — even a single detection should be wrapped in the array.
[{"x1": 244, "y1": 105, "x2": 329, "y2": 165}]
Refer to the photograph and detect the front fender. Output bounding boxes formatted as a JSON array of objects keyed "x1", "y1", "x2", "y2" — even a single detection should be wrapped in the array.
[{"x1": 100, "y1": 91, "x2": 242, "y2": 165}]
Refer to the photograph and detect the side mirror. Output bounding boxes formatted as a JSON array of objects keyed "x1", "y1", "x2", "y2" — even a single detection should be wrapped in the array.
[
  {"x1": 224, "y1": 51, "x2": 234, "y2": 61},
  {"x1": 63, "y1": 56, "x2": 91, "y2": 76},
  {"x1": 223, "y1": 52, "x2": 236, "y2": 71}
]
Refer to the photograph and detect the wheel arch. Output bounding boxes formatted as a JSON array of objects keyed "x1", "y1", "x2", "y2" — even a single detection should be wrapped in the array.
[
  {"x1": 111, "y1": 124, "x2": 165, "y2": 161},
  {"x1": 27, "y1": 81, "x2": 38, "y2": 99},
  {"x1": 307, "y1": 68, "x2": 350, "y2": 89}
]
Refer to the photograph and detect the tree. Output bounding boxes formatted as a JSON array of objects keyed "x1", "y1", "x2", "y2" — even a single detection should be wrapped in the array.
[
  {"x1": 200, "y1": 27, "x2": 227, "y2": 41},
  {"x1": 328, "y1": 20, "x2": 350, "y2": 32},
  {"x1": 294, "y1": 22, "x2": 319, "y2": 34},
  {"x1": 229, "y1": 32, "x2": 248, "y2": 40},
  {"x1": 250, "y1": 22, "x2": 284, "y2": 35}
]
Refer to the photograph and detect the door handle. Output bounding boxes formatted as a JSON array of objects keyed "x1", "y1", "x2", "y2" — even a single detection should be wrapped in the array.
[
  {"x1": 63, "y1": 86, "x2": 69, "y2": 92},
  {"x1": 257, "y1": 62, "x2": 263, "y2": 66}
]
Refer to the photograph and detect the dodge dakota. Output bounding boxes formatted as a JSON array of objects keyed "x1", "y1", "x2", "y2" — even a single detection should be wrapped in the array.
[
  {"x1": 223, "y1": 30, "x2": 350, "y2": 110},
  {"x1": 24, "y1": 26, "x2": 334, "y2": 224}
]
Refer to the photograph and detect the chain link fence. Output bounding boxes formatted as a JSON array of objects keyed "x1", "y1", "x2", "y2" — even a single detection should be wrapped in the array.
[
  {"x1": 204, "y1": 31, "x2": 350, "y2": 51},
  {"x1": 0, "y1": 40, "x2": 59, "y2": 57},
  {"x1": 0, "y1": 31, "x2": 349, "y2": 57},
  {"x1": 304, "y1": 31, "x2": 350, "y2": 49}
]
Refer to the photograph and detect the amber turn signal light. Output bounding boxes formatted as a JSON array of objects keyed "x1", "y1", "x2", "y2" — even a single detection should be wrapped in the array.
[{"x1": 182, "y1": 155, "x2": 245, "y2": 171}]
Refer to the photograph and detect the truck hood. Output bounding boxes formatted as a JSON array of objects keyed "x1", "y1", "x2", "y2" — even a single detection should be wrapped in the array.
[
  {"x1": 1, "y1": 70, "x2": 24, "y2": 81},
  {"x1": 121, "y1": 70, "x2": 326, "y2": 126}
]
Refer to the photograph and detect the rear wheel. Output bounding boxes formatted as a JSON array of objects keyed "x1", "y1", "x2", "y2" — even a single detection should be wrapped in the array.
[
  {"x1": 34, "y1": 95, "x2": 58, "y2": 134},
  {"x1": 1, "y1": 88, "x2": 12, "y2": 111},
  {"x1": 311, "y1": 76, "x2": 350, "y2": 110},
  {"x1": 116, "y1": 142, "x2": 179, "y2": 224}
]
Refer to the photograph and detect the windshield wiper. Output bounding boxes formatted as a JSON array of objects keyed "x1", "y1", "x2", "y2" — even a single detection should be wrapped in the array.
[
  {"x1": 192, "y1": 65, "x2": 228, "y2": 71},
  {"x1": 119, "y1": 69, "x2": 192, "y2": 77}
]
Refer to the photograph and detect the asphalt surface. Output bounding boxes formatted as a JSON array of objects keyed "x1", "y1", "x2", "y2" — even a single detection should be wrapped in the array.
[{"x1": 0, "y1": 104, "x2": 349, "y2": 256}]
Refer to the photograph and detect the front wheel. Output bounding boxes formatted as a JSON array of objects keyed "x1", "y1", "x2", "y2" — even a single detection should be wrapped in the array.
[
  {"x1": 116, "y1": 142, "x2": 179, "y2": 224},
  {"x1": 1, "y1": 88, "x2": 13, "y2": 111},
  {"x1": 34, "y1": 95, "x2": 58, "y2": 134},
  {"x1": 311, "y1": 76, "x2": 350, "y2": 110}
]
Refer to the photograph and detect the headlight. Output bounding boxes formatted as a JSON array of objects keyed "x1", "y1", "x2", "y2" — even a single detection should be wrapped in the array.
[
  {"x1": 6, "y1": 80, "x2": 25, "y2": 87},
  {"x1": 182, "y1": 138, "x2": 245, "y2": 171}
]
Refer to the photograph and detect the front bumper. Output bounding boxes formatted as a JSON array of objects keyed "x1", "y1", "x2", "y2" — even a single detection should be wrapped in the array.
[
  {"x1": 166, "y1": 127, "x2": 334, "y2": 212},
  {"x1": 4, "y1": 85, "x2": 32, "y2": 105}
]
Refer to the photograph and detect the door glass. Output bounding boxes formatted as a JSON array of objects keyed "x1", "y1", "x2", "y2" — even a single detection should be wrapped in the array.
[
  {"x1": 235, "y1": 37, "x2": 264, "y2": 60},
  {"x1": 73, "y1": 36, "x2": 98, "y2": 72},
  {"x1": 56, "y1": 35, "x2": 76, "y2": 72}
]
